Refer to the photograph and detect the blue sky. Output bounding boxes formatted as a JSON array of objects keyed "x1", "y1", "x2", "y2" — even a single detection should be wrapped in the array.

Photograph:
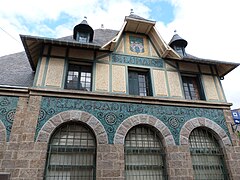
[
  {"x1": 148, "y1": 1, "x2": 174, "y2": 24},
  {"x1": 0, "y1": 0, "x2": 240, "y2": 109}
]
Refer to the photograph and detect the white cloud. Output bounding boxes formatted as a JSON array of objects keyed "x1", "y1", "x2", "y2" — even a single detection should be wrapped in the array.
[
  {"x1": 157, "y1": 0, "x2": 240, "y2": 109},
  {"x1": 0, "y1": 0, "x2": 239, "y2": 109}
]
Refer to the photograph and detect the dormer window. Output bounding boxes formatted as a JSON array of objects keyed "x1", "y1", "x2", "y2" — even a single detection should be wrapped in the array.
[
  {"x1": 174, "y1": 45, "x2": 186, "y2": 56},
  {"x1": 73, "y1": 17, "x2": 94, "y2": 43},
  {"x1": 76, "y1": 32, "x2": 90, "y2": 43},
  {"x1": 169, "y1": 33, "x2": 188, "y2": 57}
]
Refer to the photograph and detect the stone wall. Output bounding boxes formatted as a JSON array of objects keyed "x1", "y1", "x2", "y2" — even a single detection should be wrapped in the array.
[
  {"x1": 0, "y1": 96, "x2": 45, "y2": 180},
  {"x1": 1, "y1": 94, "x2": 240, "y2": 179}
]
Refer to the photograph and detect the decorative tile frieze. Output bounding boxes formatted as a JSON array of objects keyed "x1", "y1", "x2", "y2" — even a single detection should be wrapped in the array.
[
  {"x1": 36, "y1": 96, "x2": 230, "y2": 144},
  {"x1": 112, "y1": 53, "x2": 163, "y2": 68},
  {"x1": 0, "y1": 96, "x2": 19, "y2": 141}
]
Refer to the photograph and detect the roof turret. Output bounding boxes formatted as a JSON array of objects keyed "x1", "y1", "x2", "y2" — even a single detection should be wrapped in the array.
[{"x1": 73, "y1": 17, "x2": 94, "y2": 42}]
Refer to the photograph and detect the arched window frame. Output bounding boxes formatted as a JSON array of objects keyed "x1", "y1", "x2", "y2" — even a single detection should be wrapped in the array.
[
  {"x1": 44, "y1": 121, "x2": 97, "y2": 180},
  {"x1": 124, "y1": 125, "x2": 167, "y2": 180},
  {"x1": 189, "y1": 127, "x2": 229, "y2": 180}
]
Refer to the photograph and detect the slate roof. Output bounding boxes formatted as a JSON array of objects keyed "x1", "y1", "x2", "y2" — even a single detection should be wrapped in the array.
[
  {"x1": 59, "y1": 29, "x2": 119, "y2": 47},
  {"x1": 0, "y1": 51, "x2": 34, "y2": 87},
  {"x1": 125, "y1": 14, "x2": 156, "y2": 23},
  {"x1": 0, "y1": 27, "x2": 238, "y2": 87},
  {"x1": 0, "y1": 29, "x2": 118, "y2": 87}
]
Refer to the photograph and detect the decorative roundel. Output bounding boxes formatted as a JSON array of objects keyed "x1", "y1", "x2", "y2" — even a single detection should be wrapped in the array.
[
  {"x1": 6, "y1": 110, "x2": 16, "y2": 123},
  {"x1": 169, "y1": 117, "x2": 179, "y2": 128},
  {"x1": 105, "y1": 112, "x2": 117, "y2": 125}
]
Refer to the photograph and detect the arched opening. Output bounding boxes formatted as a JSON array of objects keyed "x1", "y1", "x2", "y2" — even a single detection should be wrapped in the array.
[
  {"x1": 189, "y1": 127, "x2": 229, "y2": 179},
  {"x1": 124, "y1": 125, "x2": 167, "y2": 179},
  {"x1": 44, "y1": 121, "x2": 96, "y2": 180}
]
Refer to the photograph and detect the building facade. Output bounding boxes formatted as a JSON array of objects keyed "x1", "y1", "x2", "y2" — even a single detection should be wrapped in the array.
[{"x1": 0, "y1": 14, "x2": 240, "y2": 180}]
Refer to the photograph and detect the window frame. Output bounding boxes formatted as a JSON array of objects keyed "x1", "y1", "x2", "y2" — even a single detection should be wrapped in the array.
[
  {"x1": 189, "y1": 127, "x2": 229, "y2": 180},
  {"x1": 128, "y1": 67, "x2": 152, "y2": 96},
  {"x1": 174, "y1": 45, "x2": 186, "y2": 56},
  {"x1": 65, "y1": 61, "x2": 93, "y2": 91},
  {"x1": 76, "y1": 32, "x2": 90, "y2": 43},
  {"x1": 44, "y1": 122, "x2": 97, "y2": 180},
  {"x1": 124, "y1": 125, "x2": 167, "y2": 179},
  {"x1": 181, "y1": 74, "x2": 205, "y2": 100}
]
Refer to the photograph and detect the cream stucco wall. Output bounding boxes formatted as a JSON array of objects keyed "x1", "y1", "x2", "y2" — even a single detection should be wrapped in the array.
[
  {"x1": 202, "y1": 75, "x2": 219, "y2": 101},
  {"x1": 45, "y1": 58, "x2": 65, "y2": 87},
  {"x1": 112, "y1": 65, "x2": 126, "y2": 93},
  {"x1": 167, "y1": 71, "x2": 183, "y2": 98},
  {"x1": 214, "y1": 76, "x2": 225, "y2": 101},
  {"x1": 95, "y1": 63, "x2": 109, "y2": 92},
  {"x1": 116, "y1": 38, "x2": 124, "y2": 54},
  {"x1": 149, "y1": 41, "x2": 158, "y2": 57},
  {"x1": 153, "y1": 69, "x2": 168, "y2": 96},
  {"x1": 36, "y1": 57, "x2": 47, "y2": 86}
]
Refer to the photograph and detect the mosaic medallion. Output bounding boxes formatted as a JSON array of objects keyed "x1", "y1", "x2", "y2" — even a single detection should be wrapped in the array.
[{"x1": 129, "y1": 36, "x2": 144, "y2": 53}]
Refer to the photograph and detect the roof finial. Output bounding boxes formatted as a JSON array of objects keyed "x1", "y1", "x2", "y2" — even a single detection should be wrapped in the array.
[
  {"x1": 130, "y1": 9, "x2": 134, "y2": 14},
  {"x1": 174, "y1": 30, "x2": 177, "y2": 34},
  {"x1": 84, "y1": 16, "x2": 87, "y2": 20},
  {"x1": 101, "y1": 24, "x2": 104, "y2": 29}
]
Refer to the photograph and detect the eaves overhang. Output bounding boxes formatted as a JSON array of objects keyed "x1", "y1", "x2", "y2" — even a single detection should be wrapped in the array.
[
  {"x1": 20, "y1": 35, "x2": 101, "y2": 71},
  {"x1": 124, "y1": 15, "x2": 156, "y2": 34},
  {"x1": 185, "y1": 57, "x2": 239, "y2": 77},
  {"x1": 165, "y1": 56, "x2": 240, "y2": 77}
]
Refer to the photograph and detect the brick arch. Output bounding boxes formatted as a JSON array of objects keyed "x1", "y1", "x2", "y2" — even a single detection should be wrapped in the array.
[
  {"x1": 0, "y1": 120, "x2": 6, "y2": 142},
  {"x1": 36, "y1": 110, "x2": 108, "y2": 144},
  {"x1": 114, "y1": 114, "x2": 175, "y2": 146},
  {"x1": 179, "y1": 117, "x2": 231, "y2": 146}
]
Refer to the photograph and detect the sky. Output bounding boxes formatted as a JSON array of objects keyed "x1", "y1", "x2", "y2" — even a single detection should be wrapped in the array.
[{"x1": 0, "y1": 0, "x2": 239, "y2": 109}]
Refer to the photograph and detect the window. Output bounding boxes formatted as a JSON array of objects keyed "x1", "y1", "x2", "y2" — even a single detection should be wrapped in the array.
[
  {"x1": 174, "y1": 46, "x2": 186, "y2": 57},
  {"x1": 66, "y1": 63, "x2": 92, "y2": 91},
  {"x1": 189, "y1": 128, "x2": 229, "y2": 180},
  {"x1": 182, "y1": 75, "x2": 204, "y2": 100},
  {"x1": 124, "y1": 125, "x2": 167, "y2": 180},
  {"x1": 128, "y1": 68, "x2": 152, "y2": 96},
  {"x1": 76, "y1": 32, "x2": 90, "y2": 43},
  {"x1": 44, "y1": 122, "x2": 96, "y2": 180}
]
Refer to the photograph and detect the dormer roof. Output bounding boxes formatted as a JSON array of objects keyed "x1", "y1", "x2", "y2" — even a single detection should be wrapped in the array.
[
  {"x1": 102, "y1": 13, "x2": 180, "y2": 59},
  {"x1": 169, "y1": 34, "x2": 188, "y2": 48}
]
